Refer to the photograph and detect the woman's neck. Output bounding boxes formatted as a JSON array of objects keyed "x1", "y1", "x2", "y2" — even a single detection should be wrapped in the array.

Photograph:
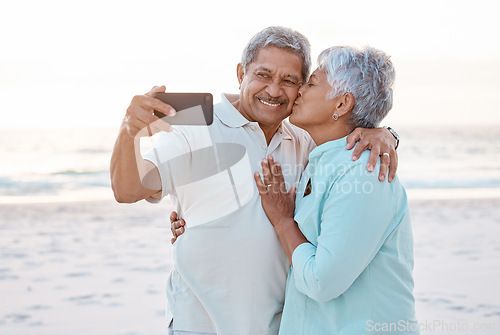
[{"x1": 307, "y1": 122, "x2": 354, "y2": 146}]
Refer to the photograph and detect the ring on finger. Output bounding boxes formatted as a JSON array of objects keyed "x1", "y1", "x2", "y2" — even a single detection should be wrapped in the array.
[
  {"x1": 382, "y1": 152, "x2": 390, "y2": 158},
  {"x1": 266, "y1": 184, "x2": 272, "y2": 188}
]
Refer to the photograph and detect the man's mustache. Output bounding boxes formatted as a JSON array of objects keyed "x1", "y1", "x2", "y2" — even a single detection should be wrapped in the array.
[{"x1": 255, "y1": 95, "x2": 289, "y2": 105}]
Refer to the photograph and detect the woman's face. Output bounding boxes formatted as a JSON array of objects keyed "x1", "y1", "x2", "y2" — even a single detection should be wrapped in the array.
[{"x1": 289, "y1": 68, "x2": 337, "y2": 130}]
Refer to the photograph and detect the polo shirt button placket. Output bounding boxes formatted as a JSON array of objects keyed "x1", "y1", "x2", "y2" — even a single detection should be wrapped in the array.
[{"x1": 262, "y1": 144, "x2": 268, "y2": 157}]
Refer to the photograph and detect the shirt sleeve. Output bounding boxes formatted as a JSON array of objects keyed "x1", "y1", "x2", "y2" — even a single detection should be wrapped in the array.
[{"x1": 291, "y1": 161, "x2": 404, "y2": 302}]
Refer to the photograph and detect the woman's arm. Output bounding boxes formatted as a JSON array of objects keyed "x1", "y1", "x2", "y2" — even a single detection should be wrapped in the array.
[{"x1": 256, "y1": 155, "x2": 403, "y2": 303}]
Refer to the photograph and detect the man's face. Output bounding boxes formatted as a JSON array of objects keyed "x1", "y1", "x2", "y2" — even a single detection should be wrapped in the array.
[{"x1": 237, "y1": 46, "x2": 303, "y2": 128}]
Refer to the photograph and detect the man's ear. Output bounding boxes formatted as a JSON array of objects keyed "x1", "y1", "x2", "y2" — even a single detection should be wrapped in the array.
[
  {"x1": 335, "y1": 93, "x2": 354, "y2": 117},
  {"x1": 236, "y1": 63, "x2": 245, "y2": 86}
]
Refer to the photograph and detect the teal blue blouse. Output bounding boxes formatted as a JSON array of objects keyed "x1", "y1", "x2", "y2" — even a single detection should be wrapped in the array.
[{"x1": 279, "y1": 136, "x2": 419, "y2": 335}]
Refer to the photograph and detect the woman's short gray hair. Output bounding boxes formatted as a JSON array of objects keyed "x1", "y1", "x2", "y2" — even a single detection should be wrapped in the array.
[
  {"x1": 241, "y1": 26, "x2": 311, "y2": 83},
  {"x1": 318, "y1": 46, "x2": 395, "y2": 128}
]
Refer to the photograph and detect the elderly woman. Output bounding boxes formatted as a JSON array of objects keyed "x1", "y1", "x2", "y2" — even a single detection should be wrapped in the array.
[{"x1": 254, "y1": 46, "x2": 419, "y2": 334}]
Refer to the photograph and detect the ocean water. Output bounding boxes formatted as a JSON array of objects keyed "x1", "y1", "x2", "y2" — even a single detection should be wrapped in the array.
[
  {"x1": 0, "y1": 128, "x2": 118, "y2": 202},
  {"x1": 396, "y1": 125, "x2": 500, "y2": 189},
  {"x1": 0, "y1": 125, "x2": 499, "y2": 203}
]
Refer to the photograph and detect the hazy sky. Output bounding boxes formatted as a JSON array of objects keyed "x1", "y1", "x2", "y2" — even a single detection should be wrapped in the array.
[{"x1": 1, "y1": 0, "x2": 499, "y2": 128}]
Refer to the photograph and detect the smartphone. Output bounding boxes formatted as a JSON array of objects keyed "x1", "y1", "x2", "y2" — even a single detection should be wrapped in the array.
[{"x1": 153, "y1": 92, "x2": 213, "y2": 125}]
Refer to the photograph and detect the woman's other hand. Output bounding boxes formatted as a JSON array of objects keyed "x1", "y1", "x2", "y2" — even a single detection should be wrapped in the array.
[
  {"x1": 254, "y1": 155, "x2": 296, "y2": 227},
  {"x1": 170, "y1": 211, "x2": 185, "y2": 244}
]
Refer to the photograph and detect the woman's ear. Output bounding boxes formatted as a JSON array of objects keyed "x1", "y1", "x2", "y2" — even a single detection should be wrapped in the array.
[{"x1": 335, "y1": 93, "x2": 354, "y2": 117}]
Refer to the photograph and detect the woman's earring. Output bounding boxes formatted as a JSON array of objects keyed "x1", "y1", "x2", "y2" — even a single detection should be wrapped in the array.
[{"x1": 332, "y1": 113, "x2": 339, "y2": 120}]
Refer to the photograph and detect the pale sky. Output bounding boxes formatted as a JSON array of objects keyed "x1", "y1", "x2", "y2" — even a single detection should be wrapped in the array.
[{"x1": 1, "y1": 0, "x2": 499, "y2": 128}]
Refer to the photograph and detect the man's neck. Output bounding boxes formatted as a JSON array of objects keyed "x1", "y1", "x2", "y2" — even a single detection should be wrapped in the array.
[{"x1": 259, "y1": 123, "x2": 281, "y2": 146}]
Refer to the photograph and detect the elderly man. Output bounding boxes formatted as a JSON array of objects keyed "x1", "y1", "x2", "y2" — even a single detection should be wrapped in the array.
[{"x1": 110, "y1": 26, "x2": 398, "y2": 335}]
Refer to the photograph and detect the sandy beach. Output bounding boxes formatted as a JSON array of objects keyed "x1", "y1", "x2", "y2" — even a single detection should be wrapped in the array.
[
  {"x1": 408, "y1": 194, "x2": 500, "y2": 334},
  {"x1": 0, "y1": 198, "x2": 174, "y2": 335},
  {"x1": 1, "y1": 192, "x2": 500, "y2": 335}
]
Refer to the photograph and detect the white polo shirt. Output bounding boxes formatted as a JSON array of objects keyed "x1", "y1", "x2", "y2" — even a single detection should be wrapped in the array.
[{"x1": 143, "y1": 94, "x2": 314, "y2": 335}]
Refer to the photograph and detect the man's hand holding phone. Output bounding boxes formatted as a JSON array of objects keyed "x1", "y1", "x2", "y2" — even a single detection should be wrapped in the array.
[
  {"x1": 122, "y1": 86, "x2": 214, "y2": 140},
  {"x1": 122, "y1": 85, "x2": 176, "y2": 139}
]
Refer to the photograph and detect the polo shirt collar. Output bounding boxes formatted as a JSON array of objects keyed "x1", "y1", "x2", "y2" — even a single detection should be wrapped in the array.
[
  {"x1": 215, "y1": 93, "x2": 251, "y2": 128},
  {"x1": 279, "y1": 122, "x2": 293, "y2": 141}
]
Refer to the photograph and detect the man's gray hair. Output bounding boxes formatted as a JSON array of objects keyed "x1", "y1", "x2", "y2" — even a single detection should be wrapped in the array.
[
  {"x1": 318, "y1": 46, "x2": 395, "y2": 128},
  {"x1": 241, "y1": 26, "x2": 311, "y2": 83}
]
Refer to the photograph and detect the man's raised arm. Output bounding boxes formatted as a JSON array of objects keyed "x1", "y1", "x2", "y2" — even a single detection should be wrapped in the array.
[{"x1": 110, "y1": 85, "x2": 175, "y2": 203}]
